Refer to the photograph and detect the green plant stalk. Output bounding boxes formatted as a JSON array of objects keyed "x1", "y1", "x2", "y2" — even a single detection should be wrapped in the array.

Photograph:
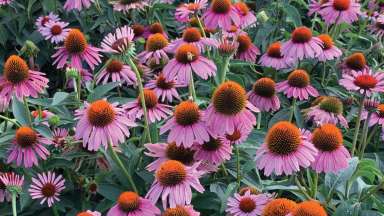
[
  {"x1": 235, "y1": 145, "x2": 241, "y2": 186},
  {"x1": 72, "y1": 78, "x2": 79, "y2": 101},
  {"x1": 219, "y1": 56, "x2": 231, "y2": 84},
  {"x1": 76, "y1": 76, "x2": 81, "y2": 100},
  {"x1": 257, "y1": 112, "x2": 262, "y2": 129},
  {"x1": 195, "y1": 16, "x2": 211, "y2": 59},
  {"x1": 359, "y1": 179, "x2": 384, "y2": 202},
  {"x1": 321, "y1": 63, "x2": 326, "y2": 85},
  {"x1": 23, "y1": 97, "x2": 32, "y2": 125},
  {"x1": 0, "y1": 115, "x2": 21, "y2": 127},
  {"x1": 12, "y1": 192, "x2": 17, "y2": 216},
  {"x1": 108, "y1": 141, "x2": 138, "y2": 193},
  {"x1": 189, "y1": 72, "x2": 197, "y2": 101},
  {"x1": 127, "y1": 57, "x2": 152, "y2": 143},
  {"x1": 294, "y1": 175, "x2": 311, "y2": 200},
  {"x1": 359, "y1": 112, "x2": 372, "y2": 159},
  {"x1": 366, "y1": 124, "x2": 379, "y2": 146},
  {"x1": 288, "y1": 98, "x2": 297, "y2": 122},
  {"x1": 351, "y1": 95, "x2": 365, "y2": 156},
  {"x1": 52, "y1": 206, "x2": 59, "y2": 216},
  {"x1": 311, "y1": 172, "x2": 318, "y2": 198}
]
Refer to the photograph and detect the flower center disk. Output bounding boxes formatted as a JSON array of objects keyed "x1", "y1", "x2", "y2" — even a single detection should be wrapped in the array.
[
  {"x1": 138, "y1": 89, "x2": 158, "y2": 109},
  {"x1": 118, "y1": 192, "x2": 140, "y2": 212},
  {"x1": 87, "y1": 100, "x2": 116, "y2": 127},
  {"x1": 202, "y1": 137, "x2": 222, "y2": 151},
  {"x1": 318, "y1": 34, "x2": 333, "y2": 50},
  {"x1": 146, "y1": 33, "x2": 168, "y2": 51},
  {"x1": 149, "y1": 22, "x2": 164, "y2": 34},
  {"x1": 239, "y1": 197, "x2": 256, "y2": 213},
  {"x1": 353, "y1": 74, "x2": 378, "y2": 90},
  {"x1": 377, "y1": 104, "x2": 384, "y2": 117},
  {"x1": 291, "y1": 27, "x2": 312, "y2": 43},
  {"x1": 166, "y1": 142, "x2": 195, "y2": 165},
  {"x1": 235, "y1": 2, "x2": 249, "y2": 15},
  {"x1": 266, "y1": 121, "x2": 301, "y2": 155},
  {"x1": 312, "y1": 124, "x2": 343, "y2": 152},
  {"x1": 163, "y1": 206, "x2": 190, "y2": 216},
  {"x1": 213, "y1": 81, "x2": 247, "y2": 115},
  {"x1": 156, "y1": 74, "x2": 175, "y2": 90},
  {"x1": 65, "y1": 29, "x2": 87, "y2": 54},
  {"x1": 237, "y1": 35, "x2": 252, "y2": 53},
  {"x1": 106, "y1": 60, "x2": 123, "y2": 73},
  {"x1": 41, "y1": 183, "x2": 56, "y2": 197},
  {"x1": 346, "y1": 52, "x2": 366, "y2": 71},
  {"x1": 333, "y1": 0, "x2": 350, "y2": 11},
  {"x1": 51, "y1": 25, "x2": 63, "y2": 35},
  {"x1": 287, "y1": 70, "x2": 310, "y2": 88},
  {"x1": 226, "y1": 128, "x2": 242, "y2": 142},
  {"x1": 175, "y1": 100, "x2": 200, "y2": 126},
  {"x1": 253, "y1": 77, "x2": 276, "y2": 98},
  {"x1": 132, "y1": 24, "x2": 145, "y2": 37},
  {"x1": 319, "y1": 97, "x2": 343, "y2": 114},
  {"x1": 175, "y1": 44, "x2": 199, "y2": 63},
  {"x1": 16, "y1": 127, "x2": 37, "y2": 148},
  {"x1": 267, "y1": 42, "x2": 283, "y2": 58},
  {"x1": 262, "y1": 198, "x2": 298, "y2": 216},
  {"x1": 182, "y1": 27, "x2": 202, "y2": 42},
  {"x1": 211, "y1": 0, "x2": 232, "y2": 14},
  {"x1": 4, "y1": 55, "x2": 30, "y2": 84},
  {"x1": 111, "y1": 37, "x2": 130, "y2": 52},
  {"x1": 156, "y1": 160, "x2": 187, "y2": 186}
]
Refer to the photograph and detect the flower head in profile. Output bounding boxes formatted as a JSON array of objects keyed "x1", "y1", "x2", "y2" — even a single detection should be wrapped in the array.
[
  {"x1": 287, "y1": 200, "x2": 327, "y2": 216},
  {"x1": 226, "y1": 190, "x2": 271, "y2": 216},
  {"x1": 362, "y1": 103, "x2": 384, "y2": 127},
  {"x1": 52, "y1": 29, "x2": 102, "y2": 70},
  {"x1": 202, "y1": 0, "x2": 240, "y2": 30},
  {"x1": 163, "y1": 205, "x2": 200, "y2": 216},
  {"x1": 35, "y1": 13, "x2": 60, "y2": 32},
  {"x1": 143, "y1": 22, "x2": 169, "y2": 39},
  {"x1": 234, "y1": 2, "x2": 257, "y2": 29},
  {"x1": 0, "y1": 172, "x2": 11, "y2": 202},
  {"x1": 259, "y1": 42, "x2": 294, "y2": 70},
  {"x1": 224, "y1": 126, "x2": 251, "y2": 145},
  {"x1": 167, "y1": 27, "x2": 218, "y2": 53},
  {"x1": 235, "y1": 33, "x2": 260, "y2": 62},
  {"x1": 0, "y1": 172, "x2": 24, "y2": 194},
  {"x1": 248, "y1": 77, "x2": 280, "y2": 112},
  {"x1": 7, "y1": 126, "x2": 52, "y2": 168},
  {"x1": 101, "y1": 25, "x2": 135, "y2": 55},
  {"x1": 317, "y1": 34, "x2": 342, "y2": 62},
  {"x1": 306, "y1": 96, "x2": 348, "y2": 127},
  {"x1": 175, "y1": 0, "x2": 208, "y2": 22},
  {"x1": 40, "y1": 21, "x2": 70, "y2": 44},
  {"x1": 29, "y1": 171, "x2": 65, "y2": 207},
  {"x1": 340, "y1": 52, "x2": 368, "y2": 74},
  {"x1": 145, "y1": 73, "x2": 184, "y2": 103},
  {"x1": 311, "y1": 124, "x2": 351, "y2": 173},
  {"x1": 255, "y1": 121, "x2": 318, "y2": 176},
  {"x1": 339, "y1": 68, "x2": 384, "y2": 96},
  {"x1": 64, "y1": 0, "x2": 94, "y2": 11},
  {"x1": 111, "y1": 0, "x2": 149, "y2": 13},
  {"x1": 369, "y1": 14, "x2": 384, "y2": 40},
  {"x1": 276, "y1": 69, "x2": 319, "y2": 100},
  {"x1": 137, "y1": 33, "x2": 169, "y2": 65},
  {"x1": 107, "y1": 191, "x2": 160, "y2": 216},
  {"x1": 96, "y1": 59, "x2": 137, "y2": 86},
  {"x1": 75, "y1": 99, "x2": 136, "y2": 151},
  {"x1": 146, "y1": 160, "x2": 205, "y2": 208},
  {"x1": 0, "y1": 0, "x2": 12, "y2": 5},
  {"x1": 262, "y1": 198, "x2": 297, "y2": 216},
  {"x1": 319, "y1": 0, "x2": 362, "y2": 25},
  {"x1": 76, "y1": 210, "x2": 101, "y2": 216},
  {"x1": 131, "y1": 23, "x2": 146, "y2": 40},
  {"x1": 52, "y1": 128, "x2": 69, "y2": 147},
  {"x1": 308, "y1": 0, "x2": 328, "y2": 16},
  {"x1": 192, "y1": 135, "x2": 232, "y2": 165}
]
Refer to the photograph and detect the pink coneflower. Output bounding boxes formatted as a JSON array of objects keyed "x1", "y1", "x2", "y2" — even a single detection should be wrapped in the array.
[
  {"x1": 203, "y1": 0, "x2": 240, "y2": 30},
  {"x1": 362, "y1": 103, "x2": 384, "y2": 127},
  {"x1": 107, "y1": 191, "x2": 160, "y2": 216},
  {"x1": 369, "y1": 14, "x2": 384, "y2": 39},
  {"x1": 175, "y1": 0, "x2": 208, "y2": 22},
  {"x1": 192, "y1": 135, "x2": 232, "y2": 165},
  {"x1": 276, "y1": 69, "x2": 319, "y2": 101},
  {"x1": 168, "y1": 27, "x2": 218, "y2": 53},
  {"x1": 247, "y1": 77, "x2": 280, "y2": 112},
  {"x1": 144, "y1": 142, "x2": 196, "y2": 172},
  {"x1": 0, "y1": 172, "x2": 24, "y2": 190},
  {"x1": 146, "y1": 160, "x2": 204, "y2": 208},
  {"x1": 143, "y1": 22, "x2": 169, "y2": 39},
  {"x1": 317, "y1": 34, "x2": 342, "y2": 62},
  {"x1": 125, "y1": 89, "x2": 172, "y2": 123},
  {"x1": 226, "y1": 190, "x2": 271, "y2": 216},
  {"x1": 76, "y1": 210, "x2": 101, "y2": 216},
  {"x1": 101, "y1": 25, "x2": 135, "y2": 55},
  {"x1": 0, "y1": 0, "x2": 12, "y2": 5},
  {"x1": 224, "y1": 126, "x2": 251, "y2": 145},
  {"x1": 137, "y1": 33, "x2": 169, "y2": 64},
  {"x1": 259, "y1": 42, "x2": 294, "y2": 70},
  {"x1": 223, "y1": 25, "x2": 245, "y2": 38},
  {"x1": 7, "y1": 126, "x2": 51, "y2": 168},
  {"x1": 287, "y1": 200, "x2": 327, "y2": 216},
  {"x1": 163, "y1": 205, "x2": 200, "y2": 216},
  {"x1": 235, "y1": 33, "x2": 260, "y2": 62},
  {"x1": 255, "y1": 121, "x2": 318, "y2": 176},
  {"x1": 319, "y1": 0, "x2": 362, "y2": 25},
  {"x1": 281, "y1": 26, "x2": 323, "y2": 61},
  {"x1": 29, "y1": 171, "x2": 65, "y2": 207},
  {"x1": 261, "y1": 198, "x2": 297, "y2": 216},
  {"x1": 40, "y1": 21, "x2": 70, "y2": 44},
  {"x1": 52, "y1": 29, "x2": 102, "y2": 70},
  {"x1": 340, "y1": 52, "x2": 368, "y2": 74},
  {"x1": 75, "y1": 99, "x2": 136, "y2": 151},
  {"x1": 111, "y1": 0, "x2": 149, "y2": 13},
  {"x1": 160, "y1": 100, "x2": 210, "y2": 147},
  {"x1": 35, "y1": 13, "x2": 60, "y2": 32},
  {"x1": 145, "y1": 73, "x2": 183, "y2": 103},
  {"x1": 234, "y1": 2, "x2": 257, "y2": 29},
  {"x1": 339, "y1": 69, "x2": 384, "y2": 97},
  {"x1": 205, "y1": 81, "x2": 259, "y2": 136},
  {"x1": 52, "y1": 128, "x2": 69, "y2": 147},
  {"x1": 306, "y1": 96, "x2": 349, "y2": 127},
  {"x1": 64, "y1": 0, "x2": 94, "y2": 11},
  {"x1": 96, "y1": 59, "x2": 137, "y2": 86},
  {"x1": 131, "y1": 23, "x2": 145, "y2": 40},
  {"x1": 0, "y1": 173, "x2": 11, "y2": 202},
  {"x1": 163, "y1": 44, "x2": 216, "y2": 84},
  {"x1": 308, "y1": 0, "x2": 328, "y2": 16},
  {"x1": 0, "y1": 55, "x2": 49, "y2": 101},
  {"x1": 311, "y1": 124, "x2": 350, "y2": 173},
  {"x1": 0, "y1": 89, "x2": 9, "y2": 112}
]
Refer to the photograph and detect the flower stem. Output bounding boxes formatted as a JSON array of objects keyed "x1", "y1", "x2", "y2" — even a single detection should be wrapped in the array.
[
  {"x1": 72, "y1": 78, "x2": 79, "y2": 101},
  {"x1": 195, "y1": 16, "x2": 211, "y2": 58},
  {"x1": 219, "y1": 56, "x2": 231, "y2": 84},
  {"x1": 0, "y1": 115, "x2": 21, "y2": 127},
  {"x1": 351, "y1": 95, "x2": 365, "y2": 156},
  {"x1": 235, "y1": 145, "x2": 241, "y2": 186},
  {"x1": 294, "y1": 175, "x2": 311, "y2": 200},
  {"x1": 127, "y1": 57, "x2": 152, "y2": 144},
  {"x1": 108, "y1": 141, "x2": 138, "y2": 193},
  {"x1": 359, "y1": 112, "x2": 372, "y2": 159},
  {"x1": 11, "y1": 192, "x2": 17, "y2": 216},
  {"x1": 52, "y1": 206, "x2": 60, "y2": 216},
  {"x1": 311, "y1": 172, "x2": 318, "y2": 198},
  {"x1": 23, "y1": 97, "x2": 32, "y2": 125},
  {"x1": 257, "y1": 112, "x2": 262, "y2": 129},
  {"x1": 288, "y1": 98, "x2": 297, "y2": 123},
  {"x1": 189, "y1": 71, "x2": 197, "y2": 101}
]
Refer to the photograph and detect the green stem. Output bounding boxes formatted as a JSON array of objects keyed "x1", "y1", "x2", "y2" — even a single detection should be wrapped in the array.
[
  {"x1": 359, "y1": 112, "x2": 372, "y2": 159},
  {"x1": 52, "y1": 205, "x2": 59, "y2": 216},
  {"x1": 195, "y1": 16, "x2": 211, "y2": 58},
  {"x1": 219, "y1": 56, "x2": 231, "y2": 84},
  {"x1": 11, "y1": 192, "x2": 17, "y2": 216},
  {"x1": 76, "y1": 76, "x2": 81, "y2": 100},
  {"x1": 288, "y1": 98, "x2": 297, "y2": 123},
  {"x1": 220, "y1": 163, "x2": 228, "y2": 177},
  {"x1": 235, "y1": 145, "x2": 241, "y2": 186},
  {"x1": 294, "y1": 175, "x2": 312, "y2": 200},
  {"x1": 0, "y1": 115, "x2": 21, "y2": 127},
  {"x1": 72, "y1": 78, "x2": 79, "y2": 101},
  {"x1": 351, "y1": 95, "x2": 365, "y2": 156},
  {"x1": 312, "y1": 172, "x2": 318, "y2": 198},
  {"x1": 321, "y1": 63, "x2": 326, "y2": 85},
  {"x1": 366, "y1": 124, "x2": 379, "y2": 146},
  {"x1": 108, "y1": 141, "x2": 138, "y2": 193},
  {"x1": 23, "y1": 97, "x2": 32, "y2": 125},
  {"x1": 127, "y1": 57, "x2": 152, "y2": 144},
  {"x1": 359, "y1": 179, "x2": 384, "y2": 202},
  {"x1": 189, "y1": 71, "x2": 197, "y2": 101},
  {"x1": 257, "y1": 112, "x2": 262, "y2": 130}
]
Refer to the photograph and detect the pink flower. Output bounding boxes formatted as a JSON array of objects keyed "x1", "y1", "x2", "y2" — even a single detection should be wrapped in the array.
[
  {"x1": 192, "y1": 135, "x2": 232, "y2": 165},
  {"x1": 369, "y1": 14, "x2": 384, "y2": 39},
  {"x1": 259, "y1": 42, "x2": 294, "y2": 70},
  {"x1": 29, "y1": 171, "x2": 65, "y2": 207},
  {"x1": 77, "y1": 210, "x2": 101, "y2": 216},
  {"x1": 101, "y1": 25, "x2": 135, "y2": 55},
  {"x1": 276, "y1": 69, "x2": 319, "y2": 101},
  {"x1": 163, "y1": 205, "x2": 200, "y2": 216},
  {"x1": 234, "y1": 2, "x2": 257, "y2": 29},
  {"x1": 235, "y1": 33, "x2": 260, "y2": 62},
  {"x1": 7, "y1": 126, "x2": 52, "y2": 168},
  {"x1": 145, "y1": 73, "x2": 184, "y2": 103},
  {"x1": 52, "y1": 29, "x2": 102, "y2": 70},
  {"x1": 226, "y1": 190, "x2": 271, "y2": 216},
  {"x1": 0, "y1": 173, "x2": 11, "y2": 202},
  {"x1": 96, "y1": 59, "x2": 137, "y2": 86},
  {"x1": 317, "y1": 34, "x2": 342, "y2": 62},
  {"x1": 255, "y1": 121, "x2": 318, "y2": 176},
  {"x1": 143, "y1": 22, "x2": 169, "y2": 39},
  {"x1": 319, "y1": 0, "x2": 362, "y2": 25},
  {"x1": 203, "y1": 0, "x2": 240, "y2": 31},
  {"x1": 160, "y1": 100, "x2": 210, "y2": 148},
  {"x1": 107, "y1": 191, "x2": 160, "y2": 216},
  {"x1": 247, "y1": 77, "x2": 280, "y2": 112},
  {"x1": 0, "y1": 0, "x2": 12, "y2": 5},
  {"x1": 163, "y1": 44, "x2": 216, "y2": 85},
  {"x1": 75, "y1": 99, "x2": 136, "y2": 151},
  {"x1": 40, "y1": 21, "x2": 70, "y2": 44},
  {"x1": 64, "y1": 0, "x2": 94, "y2": 11},
  {"x1": 281, "y1": 26, "x2": 323, "y2": 61},
  {"x1": 308, "y1": 0, "x2": 327, "y2": 16},
  {"x1": 52, "y1": 128, "x2": 69, "y2": 147},
  {"x1": 111, "y1": 0, "x2": 149, "y2": 13},
  {"x1": 223, "y1": 126, "x2": 252, "y2": 145},
  {"x1": 0, "y1": 172, "x2": 24, "y2": 189},
  {"x1": 146, "y1": 160, "x2": 204, "y2": 208},
  {"x1": 340, "y1": 52, "x2": 368, "y2": 75},
  {"x1": 137, "y1": 33, "x2": 170, "y2": 64},
  {"x1": 35, "y1": 12, "x2": 60, "y2": 32},
  {"x1": 167, "y1": 27, "x2": 218, "y2": 53},
  {"x1": 339, "y1": 68, "x2": 384, "y2": 97},
  {"x1": 311, "y1": 124, "x2": 351, "y2": 173},
  {"x1": 175, "y1": 0, "x2": 208, "y2": 22},
  {"x1": 362, "y1": 104, "x2": 384, "y2": 127}
]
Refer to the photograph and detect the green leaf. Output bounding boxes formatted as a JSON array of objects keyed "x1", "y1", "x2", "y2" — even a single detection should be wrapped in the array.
[
  {"x1": 51, "y1": 92, "x2": 70, "y2": 106},
  {"x1": 87, "y1": 82, "x2": 119, "y2": 102},
  {"x1": 282, "y1": 3, "x2": 302, "y2": 27},
  {"x1": 12, "y1": 97, "x2": 29, "y2": 125}
]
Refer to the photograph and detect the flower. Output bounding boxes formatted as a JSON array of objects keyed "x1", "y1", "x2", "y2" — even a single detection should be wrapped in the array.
[
  {"x1": 202, "y1": 0, "x2": 240, "y2": 31},
  {"x1": 238, "y1": 186, "x2": 260, "y2": 195},
  {"x1": 101, "y1": 25, "x2": 135, "y2": 55},
  {"x1": 131, "y1": 23, "x2": 145, "y2": 40},
  {"x1": 339, "y1": 69, "x2": 384, "y2": 96},
  {"x1": 224, "y1": 126, "x2": 251, "y2": 145},
  {"x1": 64, "y1": 0, "x2": 94, "y2": 11},
  {"x1": 35, "y1": 13, "x2": 60, "y2": 32},
  {"x1": 52, "y1": 128, "x2": 69, "y2": 147},
  {"x1": 248, "y1": 77, "x2": 280, "y2": 112},
  {"x1": 0, "y1": 172, "x2": 24, "y2": 191},
  {"x1": 40, "y1": 20, "x2": 70, "y2": 44},
  {"x1": 144, "y1": 142, "x2": 196, "y2": 171},
  {"x1": 137, "y1": 33, "x2": 169, "y2": 64},
  {"x1": 0, "y1": 87, "x2": 9, "y2": 112},
  {"x1": 175, "y1": 0, "x2": 208, "y2": 22},
  {"x1": 311, "y1": 124, "x2": 351, "y2": 173},
  {"x1": 167, "y1": 27, "x2": 218, "y2": 53},
  {"x1": 125, "y1": 89, "x2": 172, "y2": 123},
  {"x1": 281, "y1": 26, "x2": 323, "y2": 61},
  {"x1": 235, "y1": 33, "x2": 260, "y2": 62},
  {"x1": 234, "y1": 2, "x2": 257, "y2": 29},
  {"x1": 111, "y1": 0, "x2": 149, "y2": 13},
  {"x1": 0, "y1": 55, "x2": 49, "y2": 101},
  {"x1": 52, "y1": 29, "x2": 102, "y2": 70},
  {"x1": 0, "y1": 0, "x2": 12, "y2": 5},
  {"x1": 145, "y1": 73, "x2": 183, "y2": 103},
  {"x1": 276, "y1": 69, "x2": 319, "y2": 100},
  {"x1": 0, "y1": 173, "x2": 11, "y2": 202},
  {"x1": 163, "y1": 44, "x2": 216, "y2": 84},
  {"x1": 308, "y1": 0, "x2": 328, "y2": 16},
  {"x1": 193, "y1": 135, "x2": 232, "y2": 165},
  {"x1": 319, "y1": 0, "x2": 362, "y2": 25},
  {"x1": 143, "y1": 22, "x2": 169, "y2": 39},
  {"x1": 160, "y1": 100, "x2": 210, "y2": 147},
  {"x1": 369, "y1": 14, "x2": 384, "y2": 40},
  {"x1": 317, "y1": 34, "x2": 342, "y2": 62},
  {"x1": 226, "y1": 190, "x2": 271, "y2": 216},
  {"x1": 76, "y1": 210, "x2": 101, "y2": 216},
  {"x1": 362, "y1": 104, "x2": 384, "y2": 127},
  {"x1": 223, "y1": 25, "x2": 245, "y2": 38},
  {"x1": 218, "y1": 38, "x2": 238, "y2": 57},
  {"x1": 75, "y1": 99, "x2": 136, "y2": 151},
  {"x1": 261, "y1": 198, "x2": 297, "y2": 216},
  {"x1": 146, "y1": 160, "x2": 204, "y2": 208},
  {"x1": 29, "y1": 172, "x2": 65, "y2": 207},
  {"x1": 259, "y1": 42, "x2": 294, "y2": 70},
  {"x1": 255, "y1": 121, "x2": 318, "y2": 176},
  {"x1": 306, "y1": 96, "x2": 348, "y2": 127},
  {"x1": 107, "y1": 191, "x2": 160, "y2": 216},
  {"x1": 96, "y1": 59, "x2": 137, "y2": 86},
  {"x1": 7, "y1": 126, "x2": 52, "y2": 168},
  {"x1": 340, "y1": 52, "x2": 368, "y2": 74},
  {"x1": 205, "y1": 81, "x2": 259, "y2": 136},
  {"x1": 163, "y1": 205, "x2": 200, "y2": 216},
  {"x1": 287, "y1": 200, "x2": 327, "y2": 216}
]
